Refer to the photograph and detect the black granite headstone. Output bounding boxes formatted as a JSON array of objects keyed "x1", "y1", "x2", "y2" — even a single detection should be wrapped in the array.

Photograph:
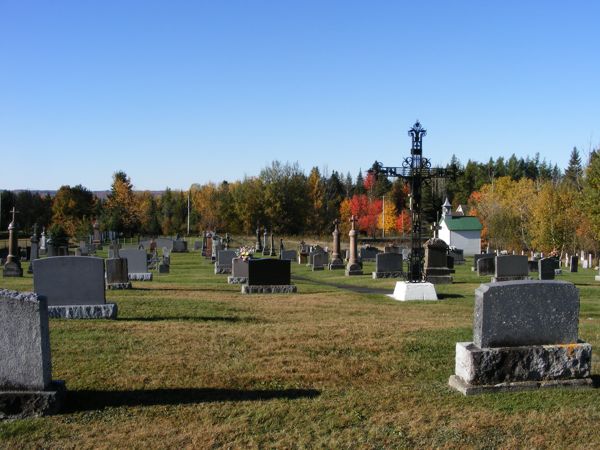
[{"x1": 248, "y1": 259, "x2": 291, "y2": 285}]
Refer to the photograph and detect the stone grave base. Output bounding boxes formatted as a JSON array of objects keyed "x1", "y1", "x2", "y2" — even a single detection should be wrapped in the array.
[
  {"x1": 214, "y1": 266, "x2": 232, "y2": 274},
  {"x1": 449, "y1": 341, "x2": 592, "y2": 395},
  {"x1": 311, "y1": 266, "x2": 325, "y2": 271},
  {"x1": 388, "y1": 282, "x2": 438, "y2": 301},
  {"x1": 329, "y1": 262, "x2": 345, "y2": 270},
  {"x1": 345, "y1": 263, "x2": 363, "y2": 276},
  {"x1": 0, "y1": 380, "x2": 66, "y2": 419},
  {"x1": 128, "y1": 273, "x2": 153, "y2": 281},
  {"x1": 372, "y1": 271, "x2": 403, "y2": 279},
  {"x1": 241, "y1": 285, "x2": 297, "y2": 294},
  {"x1": 3, "y1": 261, "x2": 23, "y2": 277},
  {"x1": 106, "y1": 281, "x2": 132, "y2": 290},
  {"x1": 491, "y1": 276, "x2": 531, "y2": 282},
  {"x1": 228, "y1": 276, "x2": 248, "y2": 284},
  {"x1": 425, "y1": 275, "x2": 452, "y2": 284},
  {"x1": 48, "y1": 303, "x2": 118, "y2": 319}
]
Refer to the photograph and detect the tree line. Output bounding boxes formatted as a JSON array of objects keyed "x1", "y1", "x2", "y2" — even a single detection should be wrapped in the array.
[{"x1": 1, "y1": 148, "x2": 598, "y2": 255}]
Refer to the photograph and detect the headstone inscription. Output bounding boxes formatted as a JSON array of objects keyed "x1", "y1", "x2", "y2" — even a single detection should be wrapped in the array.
[
  {"x1": 492, "y1": 255, "x2": 529, "y2": 282},
  {"x1": 372, "y1": 252, "x2": 403, "y2": 279},
  {"x1": 477, "y1": 256, "x2": 495, "y2": 276},
  {"x1": 215, "y1": 250, "x2": 237, "y2": 274},
  {"x1": 228, "y1": 257, "x2": 249, "y2": 284},
  {"x1": 345, "y1": 215, "x2": 363, "y2": 276},
  {"x1": 33, "y1": 257, "x2": 117, "y2": 319},
  {"x1": 242, "y1": 259, "x2": 297, "y2": 294},
  {"x1": 423, "y1": 238, "x2": 453, "y2": 284},
  {"x1": 0, "y1": 289, "x2": 66, "y2": 418},
  {"x1": 119, "y1": 248, "x2": 153, "y2": 281},
  {"x1": 449, "y1": 280, "x2": 592, "y2": 395},
  {"x1": 570, "y1": 255, "x2": 578, "y2": 273}
]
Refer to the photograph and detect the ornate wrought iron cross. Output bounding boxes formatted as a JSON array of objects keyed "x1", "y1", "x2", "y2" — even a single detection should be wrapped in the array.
[{"x1": 369, "y1": 121, "x2": 452, "y2": 282}]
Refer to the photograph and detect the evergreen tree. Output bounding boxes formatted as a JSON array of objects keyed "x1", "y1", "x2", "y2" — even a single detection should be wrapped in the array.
[
  {"x1": 344, "y1": 172, "x2": 354, "y2": 198},
  {"x1": 564, "y1": 147, "x2": 583, "y2": 190},
  {"x1": 355, "y1": 170, "x2": 366, "y2": 195}
]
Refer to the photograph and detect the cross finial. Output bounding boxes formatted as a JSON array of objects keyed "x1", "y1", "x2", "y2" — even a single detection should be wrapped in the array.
[{"x1": 431, "y1": 221, "x2": 441, "y2": 238}]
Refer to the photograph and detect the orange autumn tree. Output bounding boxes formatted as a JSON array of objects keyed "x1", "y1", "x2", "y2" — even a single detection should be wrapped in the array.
[{"x1": 395, "y1": 209, "x2": 411, "y2": 235}]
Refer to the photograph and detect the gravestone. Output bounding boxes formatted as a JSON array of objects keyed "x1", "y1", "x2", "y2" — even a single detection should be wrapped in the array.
[
  {"x1": 539, "y1": 257, "x2": 559, "y2": 280},
  {"x1": 345, "y1": 216, "x2": 363, "y2": 276},
  {"x1": 307, "y1": 245, "x2": 326, "y2": 266},
  {"x1": 39, "y1": 227, "x2": 47, "y2": 255},
  {"x1": 297, "y1": 242, "x2": 310, "y2": 264},
  {"x1": 211, "y1": 238, "x2": 223, "y2": 262},
  {"x1": 329, "y1": 219, "x2": 345, "y2": 270},
  {"x1": 528, "y1": 260, "x2": 539, "y2": 273},
  {"x1": 570, "y1": 255, "x2": 578, "y2": 273},
  {"x1": 448, "y1": 247, "x2": 465, "y2": 265},
  {"x1": 359, "y1": 245, "x2": 381, "y2": 262},
  {"x1": 3, "y1": 207, "x2": 23, "y2": 277},
  {"x1": 449, "y1": 280, "x2": 592, "y2": 395},
  {"x1": 172, "y1": 237, "x2": 188, "y2": 253},
  {"x1": 372, "y1": 252, "x2": 403, "y2": 279},
  {"x1": 33, "y1": 257, "x2": 117, "y2": 319},
  {"x1": 28, "y1": 224, "x2": 40, "y2": 274},
  {"x1": 92, "y1": 220, "x2": 102, "y2": 250},
  {"x1": 215, "y1": 250, "x2": 237, "y2": 274},
  {"x1": 119, "y1": 248, "x2": 153, "y2": 281},
  {"x1": 204, "y1": 235, "x2": 213, "y2": 259},
  {"x1": 311, "y1": 252, "x2": 328, "y2": 271},
  {"x1": 384, "y1": 245, "x2": 401, "y2": 254},
  {"x1": 255, "y1": 226, "x2": 263, "y2": 252},
  {"x1": 194, "y1": 240, "x2": 202, "y2": 251},
  {"x1": 472, "y1": 253, "x2": 495, "y2": 272},
  {"x1": 228, "y1": 257, "x2": 249, "y2": 284},
  {"x1": 280, "y1": 250, "x2": 297, "y2": 262},
  {"x1": 477, "y1": 256, "x2": 495, "y2": 276},
  {"x1": 0, "y1": 289, "x2": 66, "y2": 418},
  {"x1": 447, "y1": 255, "x2": 455, "y2": 270},
  {"x1": 262, "y1": 229, "x2": 269, "y2": 255},
  {"x1": 242, "y1": 259, "x2": 297, "y2": 294},
  {"x1": 423, "y1": 238, "x2": 453, "y2": 284},
  {"x1": 106, "y1": 242, "x2": 132, "y2": 289},
  {"x1": 492, "y1": 255, "x2": 529, "y2": 282}
]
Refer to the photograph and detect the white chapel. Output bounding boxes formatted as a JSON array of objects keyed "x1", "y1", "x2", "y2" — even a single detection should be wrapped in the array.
[{"x1": 438, "y1": 198, "x2": 482, "y2": 256}]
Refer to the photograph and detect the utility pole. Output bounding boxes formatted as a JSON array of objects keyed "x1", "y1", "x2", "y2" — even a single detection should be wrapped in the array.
[
  {"x1": 186, "y1": 190, "x2": 191, "y2": 236},
  {"x1": 382, "y1": 195, "x2": 385, "y2": 238}
]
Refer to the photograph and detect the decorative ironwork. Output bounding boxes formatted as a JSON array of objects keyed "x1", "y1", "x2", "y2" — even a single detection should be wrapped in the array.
[{"x1": 370, "y1": 121, "x2": 452, "y2": 282}]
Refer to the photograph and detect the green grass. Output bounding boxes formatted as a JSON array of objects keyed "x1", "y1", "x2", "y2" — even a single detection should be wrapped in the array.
[{"x1": 2, "y1": 248, "x2": 600, "y2": 448}]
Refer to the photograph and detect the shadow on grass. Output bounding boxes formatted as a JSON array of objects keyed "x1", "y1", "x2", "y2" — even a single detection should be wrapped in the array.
[
  {"x1": 437, "y1": 293, "x2": 466, "y2": 299},
  {"x1": 293, "y1": 274, "x2": 390, "y2": 295},
  {"x1": 117, "y1": 316, "x2": 262, "y2": 323},
  {"x1": 65, "y1": 388, "x2": 321, "y2": 412}
]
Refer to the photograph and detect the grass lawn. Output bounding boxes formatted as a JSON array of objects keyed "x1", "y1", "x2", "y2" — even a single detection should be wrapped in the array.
[{"x1": 2, "y1": 246, "x2": 600, "y2": 448}]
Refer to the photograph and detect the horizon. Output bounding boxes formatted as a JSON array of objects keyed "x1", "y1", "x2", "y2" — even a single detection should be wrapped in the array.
[{"x1": 2, "y1": 1, "x2": 599, "y2": 191}]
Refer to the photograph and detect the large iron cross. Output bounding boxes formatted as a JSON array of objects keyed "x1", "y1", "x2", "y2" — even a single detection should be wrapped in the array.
[{"x1": 370, "y1": 121, "x2": 452, "y2": 282}]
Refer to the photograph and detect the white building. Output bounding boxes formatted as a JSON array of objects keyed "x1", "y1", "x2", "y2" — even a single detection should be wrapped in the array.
[{"x1": 438, "y1": 198, "x2": 482, "y2": 256}]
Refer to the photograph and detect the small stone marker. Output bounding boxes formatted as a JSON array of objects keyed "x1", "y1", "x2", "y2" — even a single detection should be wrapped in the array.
[
  {"x1": 372, "y1": 253, "x2": 403, "y2": 279},
  {"x1": 119, "y1": 248, "x2": 153, "y2": 281},
  {"x1": 477, "y1": 256, "x2": 495, "y2": 276},
  {"x1": 0, "y1": 289, "x2": 66, "y2": 418},
  {"x1": 449, "y1": 280, "x2": 592, "y2": 395},
  {"x1": 570, "y1": 255, "x2": 578, "y2": 272},
  {"x1": 492, "y1": 255, "x2": 529, "y2": 282},
  {"x1": 33, "y1": 256, "x2": 117, "y2": 319},
  {"x1": 242, "y1": 259, "x2": 297, "y2": 294},
  {"x1": 215, "y1": 250, "x2": 237, "y2": 274},
  {"x1": 228, "y1": 257, "x2": 249, "y2": 284}
]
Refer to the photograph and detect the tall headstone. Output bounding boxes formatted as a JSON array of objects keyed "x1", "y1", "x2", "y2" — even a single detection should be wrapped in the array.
[
  {"x1": 241, "y1": 259, "x2": 297, "y2": 294},
  {"x1": 269, "y1": 232, "x2": 276, "y2": 257},
  {"x1": 3, "y1": 207, "x2": 23, "y2": 277},
  {"x1": 329, "y1": 219, "x2": 345, "y2": 270},
  {"x1": 279, "y1": 238, "x2": 285, "y2": 257},
  {"x1": 262, "y1": 229, "x2": 269, "y2": 255},
  {"x1": 33, "y1": 257, "x2": 117, "y2": 319},
  {"x1": 423, "y1": 238, "x2": 453, "y2": 284},
  {"x1": 39, "y1": 226, "x2": 47, "y2": 255},
  {"x1": 449, "y1": 281, "x2": 592, "y2": 394},
  {"x1": 0, "y1": 289, "x2": 66, "y2": 418},
  {"x1": 255, "y1": 226, "x2": 262, "y2": 252},
  {"x1": 92, "y1": 219, "x2": 102, "y2": 250},
  {"x1": 106, "y1": 242, "x2": 132, "y2": 289},
  {"x1": 345, "y1": 215, "x2": 363, "y2": 276},
  {"x1": 570, "y1": 255, "x2": 578, "y2": 273},
  {"x1": 28, "y1": 223, "x2": 40, "y2": 274}
]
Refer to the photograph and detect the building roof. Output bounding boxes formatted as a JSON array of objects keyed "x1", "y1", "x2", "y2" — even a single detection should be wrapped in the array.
[{"x1": 441, "y1": 216, "x2": 482, "y2": 231}]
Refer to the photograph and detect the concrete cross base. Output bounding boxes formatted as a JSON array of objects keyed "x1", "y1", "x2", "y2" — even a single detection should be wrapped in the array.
[
  {"x1": 227, "y1": 276, "x2": 247, "y2": 284},
  {"x1": 128, "y1": 273, "x2": 153, "y2": 281},
  {"x1": 106, "y1": 282, "x2": 132, "y2": 290},
  {"x1": 214, "y1": 266, "x2": 231, "y2": 274},
  {"x1": 0, "y1": 381, "x2": 66, "y2": 419},
  {"x1": 47, "y1": 303, "x2": 118, "y2": 319},
  {"x1": 387, "y1": 282, "x2": 438, "y2": 301},
  {"x1": 449, "y1": 341, "x2": 592, "y2": 395},
  {"x1": 491, "y1": 276, "x2": 531, "y2": 282},
  {"x1": 3, "y1": 261, "x2": 23, "y2": 277},
  {"x1": 372, "y1": 271, "x2": 404, "y2": 279},
  {"x1": 241, "y1": 285, "x2": 297, "y2": 294},
  {"x1": 448, "y1": 374, "x2": 592, "y2": 395}
]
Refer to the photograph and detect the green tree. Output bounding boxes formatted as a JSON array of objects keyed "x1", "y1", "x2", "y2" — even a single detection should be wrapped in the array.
[
  {"x1": 52, "y1": 185, "x2": 97, "y2": 236},
  {"x1": 102, "y1": 171, "x2": 140, "y2": 235},
  {"x1": 564, "y1": 147, "x2": 583, "y2": 190}
]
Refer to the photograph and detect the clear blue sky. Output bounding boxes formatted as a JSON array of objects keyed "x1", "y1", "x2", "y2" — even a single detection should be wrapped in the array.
[{"x1": 1, "y1": 1, "x2": 599, "y2": 190}]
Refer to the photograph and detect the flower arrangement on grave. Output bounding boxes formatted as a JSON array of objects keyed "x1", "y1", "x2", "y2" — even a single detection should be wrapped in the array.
[{"x1": 238, "y1": 246, "x2": 253, "y2": 261}]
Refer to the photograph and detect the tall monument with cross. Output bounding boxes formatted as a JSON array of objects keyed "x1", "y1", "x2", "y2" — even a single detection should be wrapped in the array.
[
  {"x1": 3, "y1": 207, "x2": 23, "y2": 277},
  {"x1": 370, "y1": 121, "x2": 452, "y2": 283}
]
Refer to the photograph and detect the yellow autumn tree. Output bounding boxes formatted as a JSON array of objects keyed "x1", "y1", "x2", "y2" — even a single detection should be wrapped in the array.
[{"x1": 378, "y1": 196, "x2": 398, "y2": 235}]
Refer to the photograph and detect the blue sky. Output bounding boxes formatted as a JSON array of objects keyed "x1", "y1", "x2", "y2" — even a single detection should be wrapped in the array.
[{"x1": 1, "y1": 1, "x2": 599, "y2": 190}]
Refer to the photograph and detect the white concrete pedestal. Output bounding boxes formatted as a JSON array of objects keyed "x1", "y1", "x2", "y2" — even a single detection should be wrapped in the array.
[{"x1": 387, "y1": 281, "x2": 438, "y2": 301}]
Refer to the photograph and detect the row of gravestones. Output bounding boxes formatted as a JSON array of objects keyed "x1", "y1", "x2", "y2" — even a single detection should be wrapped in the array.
[
  {"x1": 473, "y1": 254, "x2": 563, "y2": 281},
  {"x1": 2, "y1": 275, "x2": 592, "y2": 418}
]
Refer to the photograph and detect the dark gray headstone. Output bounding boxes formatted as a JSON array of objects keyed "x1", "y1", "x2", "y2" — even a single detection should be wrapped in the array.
[
  {"x1": 141, "y1": 238, "x2": 174, "y2": 251},
  {"x1": 447, "y1": 255, "x2": 454, "y2": 270},
  {"x1": 528, "y1": 260, "x2": 538, "y2": 273},
  {"x1": 193, "y1": 241, "x2": 202, "y2": 251},
  {"x1": 217, "y1": 250, "x2": 236, "y2": 269},
  {"x1": 539, "y1": 257, "x2": 558, "y2": 280},
  {"x1": 280, "y1": 250, "x2": 297, "y2": 261},
  {"x1": 570, "y1": 255, "x2": 578, "y2": 273},
  {"x1": 359, "y1": 246, "x2": 381, "y2": 261},
  {"x1": 248, "y1": 259, "x2": 291, "y2": 285},
  {"x1": 477, "y1": 256, "x2": 495, "y2": 276},
  {"x1": 172, "y1": 239, "x2": 188, "y2": 253},
  {"x1": 473, "y1": 253, "x2": 495, "y2": 270},
  {"x1": 0, "y1": 289, "x2": 51, "y2": 390},
  {"x1": 118, "y1": 249, "x2": 148, "y2": 274},
  {"x1": 375, "y1": 253, "x2": 403, "y2": 273},
  {"x1": 106, "y1": 258, "x2": 129, "y2": 285},
  {"x1": 495, "y1": 255, "x2": 528, "y2": 279},
  {"x1": 474, "y1": 280, "x2": 579, "y2": 348},
  {"x1": 311, "y1": 252, "x2": 328, "y2": 270},
  {"x1": 33, "y1": 257, "x2": 106, "y2": 306}
]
